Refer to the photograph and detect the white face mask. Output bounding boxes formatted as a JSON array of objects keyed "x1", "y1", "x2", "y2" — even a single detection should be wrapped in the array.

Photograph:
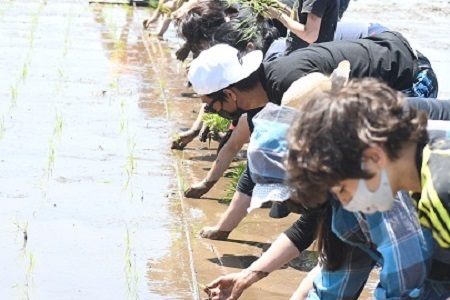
[{"x1": 344, "y1": 169, "x2": 396, "y2": 214}]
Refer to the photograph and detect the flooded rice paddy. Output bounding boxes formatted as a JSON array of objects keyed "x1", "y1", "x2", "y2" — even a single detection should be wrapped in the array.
[
  {"x1": 0, "y1": 0, "x2": 449, "y2": 299},
  {"x1": 1, "y1": 1, "x2": 193, "y2": 299}
]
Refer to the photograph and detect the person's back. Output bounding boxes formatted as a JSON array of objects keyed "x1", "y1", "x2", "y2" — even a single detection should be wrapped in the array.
[{"x1": 263, "y1": 31, "x2": 421, "y2": 103}]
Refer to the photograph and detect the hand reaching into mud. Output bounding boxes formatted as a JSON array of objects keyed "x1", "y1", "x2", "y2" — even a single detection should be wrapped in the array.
[
  {"x1": 184, "y1": 179, "x2": 217, "y2": 198},
  {"x1": 171, "y1": 129, "x2": 200, "y2": 150},
  {"x1": 204, "y1": 270, "x2": 268, "y2": 300},
  {"x1": 199, "y1": 226, "x2": 231, "y2": 241}
]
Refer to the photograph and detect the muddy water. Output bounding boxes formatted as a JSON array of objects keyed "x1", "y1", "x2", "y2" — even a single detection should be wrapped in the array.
[{"x1": 0, "y1": 1, "x2": 194, "y2": 299}]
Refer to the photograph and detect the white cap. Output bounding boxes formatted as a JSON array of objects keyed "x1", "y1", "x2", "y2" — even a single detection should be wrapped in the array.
[
  {"x1": 247, "y1": 183, "x2": 292, "y2": 213},
  {"x1": 188, "y1": 44, "x2": 263, "y2": 95}
]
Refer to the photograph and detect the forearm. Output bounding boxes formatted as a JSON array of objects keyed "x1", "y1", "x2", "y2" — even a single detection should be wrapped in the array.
[
  {"x1": 247, "y1": 233, "x2": 300, "y2": 273},
  {"x1": 205, "y1": 145, "x2": 240, "y2": 182},
  {"x1": 275, "y1": 13, "x2": 319, "y2": 44},
  {"x1": 191, "y1": 104, "x2": 205, "y2": 131},
  {"x1": 206, "y1": 117, "x2": 249, "y2": 181}
]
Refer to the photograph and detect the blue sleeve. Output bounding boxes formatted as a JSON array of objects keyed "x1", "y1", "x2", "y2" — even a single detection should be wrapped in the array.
[
  {"x1": 307, "y1": 245, "x2": 375, "y2": 300},
  {"x1": 366, "y1": 192, "x2": 434, "y2": 299}
]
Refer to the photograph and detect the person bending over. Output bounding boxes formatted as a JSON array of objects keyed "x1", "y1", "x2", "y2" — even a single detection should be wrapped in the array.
[{"x1": 187, "y1": 30, "x2": 438, "y2": 240}]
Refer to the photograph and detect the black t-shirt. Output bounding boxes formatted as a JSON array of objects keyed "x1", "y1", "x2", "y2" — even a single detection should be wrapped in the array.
[
  {"x1": 286, "y1": 0, "x2": 339, "y2": 53},
  {"x1": 262, "y1": 31, "x2": 418, "y2": 104},
  {"x1": 284, "y1": 210, "x2": 321, "y2": 252}
]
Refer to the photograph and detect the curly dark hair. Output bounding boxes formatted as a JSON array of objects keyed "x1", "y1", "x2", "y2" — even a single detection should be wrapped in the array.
[
  {"x1": 285, "y1": 78, "x2": 429, "y2": 208},
  {"x1": 176, "y1": 1, "x2": 228, "y2": 55}
]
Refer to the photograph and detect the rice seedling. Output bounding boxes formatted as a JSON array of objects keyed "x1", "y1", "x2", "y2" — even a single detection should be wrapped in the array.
[
  {"x1": 21, "y1": 62, "x2": 28, "y2": 81},
  {"x1": 226, "y1": 0, "x2": 291, "y2": 42},
  {"x1": 220, "y1": 162, "x2": 246, "y2": 204},
  {"x1": 124, "y1": 224, "x2": 139, "y2": 300},
  {"x1": 202, "y1": 113, "x2": 231, "y2": 146},
  {"x1": 26, "y1": 252, "x2": 36, "y2": 278},
  {"x1": 110, "y1": 80, "x2": 119, "y2": 91},
  {"x1": 124, "y1": 137, "x2": 136, "y2": 189},
  {"x1": 57, "y1": 68, "x2": 64, "y2": 79},
  {"x1": 202, "y1": 113, "x2": 231, "y2": 132},
  {"x1": 119, "y1": 99, "x2": 128, "y2": 134},
  {"x1": 10, "y1": 82, "x2": 18, "y2": 107},
  {"x1": 54, "y1": 110, "x2": 63, "y2": 139},
  {"x1": 46, "y1": 140, "x2": 55, "y2": 178},
  {"x1": 29, "y1": 12, "x2": 40, "y2": 46},
  {"x1": 13, "y1": 219, "x2": 29, "y2": 250},
  {"x1": 20, "y1": 251, "x2": 36, "y2": 300}
]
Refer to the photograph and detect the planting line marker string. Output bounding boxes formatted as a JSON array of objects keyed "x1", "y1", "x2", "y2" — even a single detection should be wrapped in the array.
[{"x1": 141, "y1": 29, "x2": 200, "y2": 300}]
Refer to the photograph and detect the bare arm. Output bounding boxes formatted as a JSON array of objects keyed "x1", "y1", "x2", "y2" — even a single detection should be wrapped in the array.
[
  {"x1": 184, "y1": 115, "x2": 249, "y2": 198},
  {"x1": 206, "y1": 233, "x2": 300, "y2": 300},
  {"x1": 247, "y1": 233, "x2": 300, "y2": 273},
  {"x1": 172, "y1": 0, "x2": 202, "y2": 19},
  {"x1": 269, "y1": 8, "x2": 322, "y2": 44},
  {"x1": 206, "y1": 115, "x2": 249, "y2": 182}
]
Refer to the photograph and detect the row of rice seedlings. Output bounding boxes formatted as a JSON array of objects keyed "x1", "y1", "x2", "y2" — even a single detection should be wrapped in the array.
[
  {"x1": 20, "y1": 0, "x2": 44, "y2": 83},
  {"x1": 115, "y1": 93, "x2": 137, "y2": 199},
  {"x1": 43, "y1": 2, "x2": 71, "y2": 184},
  {"x1": 124, "y1": 136, "x2": 136, "y2": 194},
  {"x1": 40, "y1": 2, "x2": 70, "y2": 192},
  {"x1": 12, "y1": 0, "x2": 44, "y2": 107},
  {"x1": 124, "y1": 223, "x2": 139, "y2": 299},
  {"x1": 26, "y1": 0, "x2": 46, "y2": 63}
]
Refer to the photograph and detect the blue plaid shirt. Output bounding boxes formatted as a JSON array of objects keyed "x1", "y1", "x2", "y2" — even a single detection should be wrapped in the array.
[{"x1": 306, "y1": 192, "x2": 437, "y2": 299}]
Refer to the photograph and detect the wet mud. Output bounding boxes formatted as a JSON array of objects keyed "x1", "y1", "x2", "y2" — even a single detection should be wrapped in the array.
[{"x1": 0, "y1": 0, "x2": 449, "y2": 299}]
